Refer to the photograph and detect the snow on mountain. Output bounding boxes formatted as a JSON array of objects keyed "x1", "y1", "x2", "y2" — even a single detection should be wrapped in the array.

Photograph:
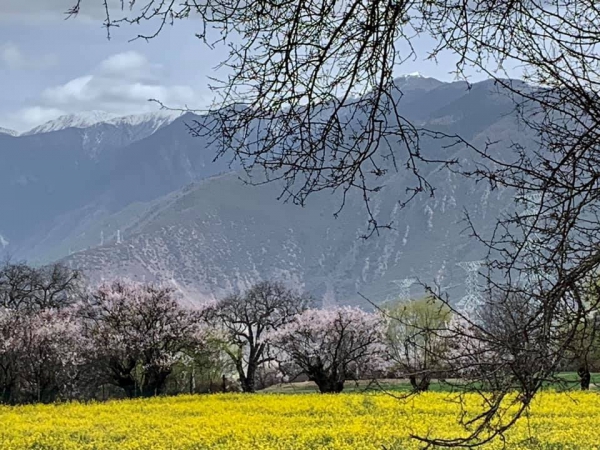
[
  {"x1": 25, "y1": 111, "x2": 118, "y2": 135},
  {"x1": 79, "y1": 110, "x2": 183, "y2": 159},
  {"x1": 105, "y1": 111, "x2": 181, "y2": 133},
  {"x1": 23, "y1": 110, "x2": 181, "y2": 136},
  {"x1": 402, "y1": 71, "x2": 424, "y2": 78},
  {"x1": 0, "y1": 127, "x2": 19, "y2": 137},
  {"x1": 392, "y1": 73, "x2": 444, "y2": 93}
]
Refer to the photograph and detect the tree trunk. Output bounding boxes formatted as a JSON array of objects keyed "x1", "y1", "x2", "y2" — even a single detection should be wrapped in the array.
[
  {"x1": 309, "y1": 370, "x2": 345, "y2": 393},
  {"x1": 119, "y1": 380, "x2": 137, "y2": 398},
  {"x1": 241, "y1": 362, "x2": 257, "y2": 393},
  {"x1": 578, "y1": 366, "x2": 591, "y2": 391},
  {"x1": 409, "y1": 374, "x2": 431, "y2": 392},
  {"x1": 233, "y1": 357, "x2": 256, "y2": 393},
  {"x1": 314, "y1": 378, "x2": 344, "y2": 393},
  {"x1": 240, "y1": 376, "x2": 256, "y2": 393},
  {"x1": 189, "y1": 365, "x2": 195, "y2": 394},
  {"x1": 111, "y1": 360, "x2": 138, "y2": 398},
  {"x1": 1, "y1": 383, "x2": 14, "y2": 404},
  {"x1": 140, "y1": 369, "x2": 170, "y2": 397}
]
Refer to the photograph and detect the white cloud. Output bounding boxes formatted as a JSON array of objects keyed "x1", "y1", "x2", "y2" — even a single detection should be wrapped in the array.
[
  {"x1": 3, "y1": 51, "x2": 207, "y2": 131},
  {"x1": 2, "y1": 107, "x2": 66, "y2": 131},
  {"x1": 97, "y1": 51, "x2": 162, "y2": 82},
  {"x1": 0, "y1": 42, "x2": 58, "y2": 70},
  {"x1": 43, "y1": 76, "x2": 96, "y2": 105},
  {"x1": 40, "y1": 51, "x2": 203, "y2": 111},
  {"x1": 100, "y1": 51, "x2": 150, "y2": 74}
]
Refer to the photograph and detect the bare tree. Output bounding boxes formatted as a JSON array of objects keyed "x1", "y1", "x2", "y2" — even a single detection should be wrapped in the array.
[
  {"x1": 0, "y1": 261, "x2": 82, "y2": 312},
  {"x1": 206, "y1": 281, "x2": 312, "y2": 393},
  {"x1": 68, "y1": 0, "x2": 600, "y2": 445},
  {"x1": 425, "y1": 2, "x2": 600, "y2": 442},
  {"x1": 560, "y1": 283, "x2": 600, "y2": 391},
  {"x1": 65, "y1": 0, "x2": 468, "y2": 236}
]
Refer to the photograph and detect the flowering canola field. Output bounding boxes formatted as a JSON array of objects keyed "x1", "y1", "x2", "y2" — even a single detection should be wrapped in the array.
[{"x1": 0, "y1": 392, "x2": 598, "y2": 449}]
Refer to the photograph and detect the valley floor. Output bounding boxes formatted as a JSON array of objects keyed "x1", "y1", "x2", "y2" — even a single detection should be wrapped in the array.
[{"x1": 0, "y1": 391, "x2": 598, "y2": 449}]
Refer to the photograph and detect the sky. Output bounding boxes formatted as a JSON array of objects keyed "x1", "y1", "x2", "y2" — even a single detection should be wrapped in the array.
[{"x1": 0, "y1": 0, "x2": 493, "y2": 133}]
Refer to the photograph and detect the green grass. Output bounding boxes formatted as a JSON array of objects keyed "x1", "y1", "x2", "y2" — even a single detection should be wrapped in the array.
[
  {"x1": 263, "y1": 373, "x2": 600, "y2": 394},
  {"x1": 544, "y1": 371, "x2": 600, "y2": 390},
  {"x1": 262, "y1": 378, "x2": 464, "y2": 394}
]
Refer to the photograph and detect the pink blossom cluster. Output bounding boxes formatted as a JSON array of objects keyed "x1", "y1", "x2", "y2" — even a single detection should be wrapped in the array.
[{"x1": 268, "y1": 306, "x2": 388, "y2": 391}]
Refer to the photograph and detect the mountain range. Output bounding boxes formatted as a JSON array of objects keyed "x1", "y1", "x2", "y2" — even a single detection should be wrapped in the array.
[{"x1": 0, "y1": 75, "x2": 535, "y2": 305}]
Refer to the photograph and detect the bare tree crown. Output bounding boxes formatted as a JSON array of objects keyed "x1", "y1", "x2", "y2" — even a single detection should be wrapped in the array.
[{"x1": 66, "y1": 0, "x2": 600, "y2": 445}]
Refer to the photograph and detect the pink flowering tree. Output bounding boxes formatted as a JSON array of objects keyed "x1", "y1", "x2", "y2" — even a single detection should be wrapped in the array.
[
  {"x1": 0, "y1": 307, "x2": 20, "y2": 403},
  {"x1": 0, "y1": 307, "x2": 87, "y2": 404},
  {"x1": 79, "y1": 279, "x2": 205, "y2": 398},
  {"x1": 0, "y1": 261, "x2": 85, "y2": 404},
  {"x1": 206, "y1": 281, "x2": 313, "y2": 392},
  {"x1": 14, "y1": 309, "x2": 87, "y2": 403},
  {"x1": 269, "y1": 306, "x2": 387, "y2": 393}
]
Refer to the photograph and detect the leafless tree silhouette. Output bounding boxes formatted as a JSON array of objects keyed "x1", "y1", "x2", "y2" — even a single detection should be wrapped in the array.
[
  {"x1": 67, "y1": 0, "x2": 467, "y2": 236},
  {"x1": 205, "y1": 281, "x2": 313, "y2": 393},
  {"x1": 68, "y1": 0, "x2": 600, "y2": 446}
]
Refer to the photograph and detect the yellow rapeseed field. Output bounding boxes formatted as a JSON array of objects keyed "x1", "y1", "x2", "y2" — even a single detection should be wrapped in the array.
[{"x1": 0, "y1": 392, "x2": 598, "y2": 449}]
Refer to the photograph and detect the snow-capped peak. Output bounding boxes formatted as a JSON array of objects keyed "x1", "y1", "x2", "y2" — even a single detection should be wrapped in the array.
[
  {"x1": 393, "y1": 73, "x2": 444, "y2": 92},
  {"x1": 0, "y1": 127, "x2": 19, "y2": 137},
  {"x1": 105, "y1": 111, "x2": 181, "y2": 131},
  {"x1": 400, "y1": 71, "x2": 424, "y2": 78},
  {"x1": 24, "y1": 110, "x2": 182, "y2": 136},
  {"x1": 25, "y1": 111, "x2": 118, "y2": 135}
]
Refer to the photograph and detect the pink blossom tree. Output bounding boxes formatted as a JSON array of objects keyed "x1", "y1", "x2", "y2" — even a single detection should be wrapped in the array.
[
  {"x1": 269, "y1": 306, "x2": 387, "y2": 393},
  {"x1": 0, "y1": 260, "x2": 86, "y2": 404},
  {"x1": 14, "y1": 309, "x2": 87, "y2": 403},
  {"x1": 0, "y1": 307, "x2": 20, "y2": 403},
  {"x1": 0, "y1": 307, "x2": 87, "y2": 404},
  {"x1": 79, "y1": 279, "x2": 205, "y2": 398}
]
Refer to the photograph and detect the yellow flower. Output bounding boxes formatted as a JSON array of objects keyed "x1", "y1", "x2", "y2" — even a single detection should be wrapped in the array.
[{"x1": 0, "y1": 392, "x2": 598, "y2": 449}]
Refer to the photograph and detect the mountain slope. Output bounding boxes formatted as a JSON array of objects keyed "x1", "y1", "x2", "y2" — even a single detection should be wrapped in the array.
[
  {"x1": 3, "y1": 77, "x2": 536, "y2": 306},
  {"x1": 62, "y1": 155, "x2": 512, "y2": 306},
  {"x1": 1, "y1": 112, "x2": 233, "y2": 263},
  {"x1": 60, "y1": 79, "x2": 535, "y2": 305}
]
